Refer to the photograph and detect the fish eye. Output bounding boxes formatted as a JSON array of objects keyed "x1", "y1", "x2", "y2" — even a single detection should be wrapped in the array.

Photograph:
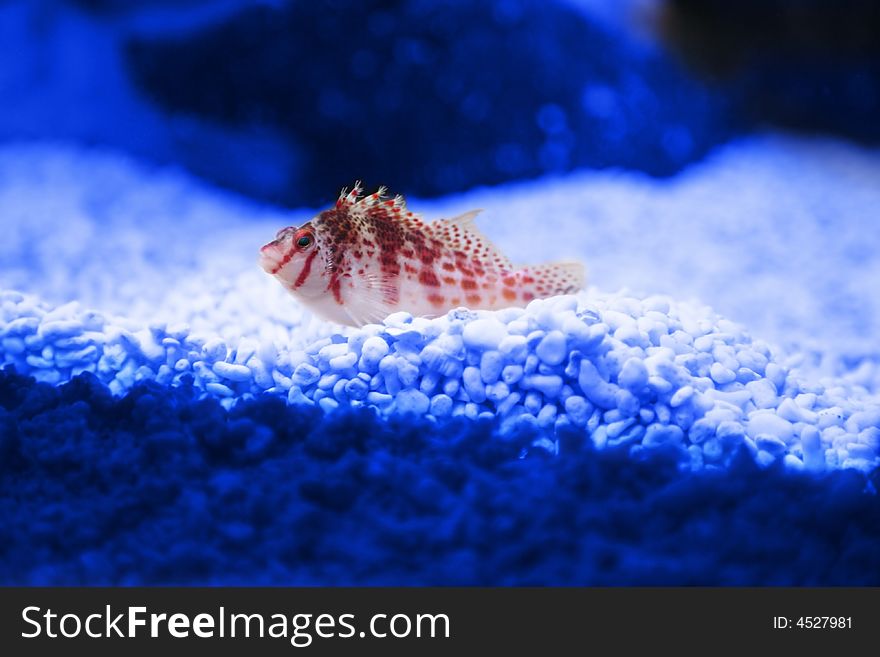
[{"x1": 296, "y1": 234, "x2": 313, "y2": 249}]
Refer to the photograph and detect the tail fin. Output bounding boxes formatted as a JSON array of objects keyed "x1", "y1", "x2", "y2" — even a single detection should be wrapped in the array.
[{"x1": 519, "y1": 261, "x2": 586, "y2": 296}]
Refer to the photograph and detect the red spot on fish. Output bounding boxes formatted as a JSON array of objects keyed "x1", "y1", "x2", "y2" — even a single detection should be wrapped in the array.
[
  {"x1": 442, "y1": 262, "x2": 455, "y2": 272},
  {"x1": 466, "y1": 293, "x2": 481, "y2": 305},
  {"x1": 503, "y1": 276, "x2": 517, "y2": 287},
  {"x1": 522, "y1": 275, "x2": 535, "y2": 284},
  {"x1": 419, "y1": 270, "x2": 440, "y2": 287},
  {"x1": 461, "y1": 279, "x2": 477, "y2": 290},
  {"x1": 502, "y1": 288, "x2": 517, "y2": 302},
  {"x1": 404, "y1": 263, "x2": 418, "y2": 274},
  {"x1": 443, "y1": 276, "x2": 456, "y2": 285},
  {"x1": 522, "y1": 291, "x2": 535, "y2": 301},
  {"x1": 427, "y1": 293, "x2": 446, "y2": 306}
]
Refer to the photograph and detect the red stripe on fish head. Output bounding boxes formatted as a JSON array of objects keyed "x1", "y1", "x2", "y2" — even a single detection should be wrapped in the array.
[{"x1": 260, "y1": 222, "x2": 329, "y2": 298}]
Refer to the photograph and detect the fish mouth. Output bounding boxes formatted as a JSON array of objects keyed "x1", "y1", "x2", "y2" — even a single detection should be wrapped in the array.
[{"x1": 259, "y1": 241, "x2": 287, "y2": 274}]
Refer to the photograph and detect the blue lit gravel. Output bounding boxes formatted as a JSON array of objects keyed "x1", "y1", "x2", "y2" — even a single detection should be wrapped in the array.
[{"x1": 3, "y1": 288, "x2": 878, "y2": 472}]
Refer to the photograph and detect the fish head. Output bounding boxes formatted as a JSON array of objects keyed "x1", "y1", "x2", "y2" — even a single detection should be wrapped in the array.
[{"x1": 259, "y1": 221, "x2": 327, "y2": 299}]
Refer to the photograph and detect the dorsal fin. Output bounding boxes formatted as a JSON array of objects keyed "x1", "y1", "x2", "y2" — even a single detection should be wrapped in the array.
[{"x1": 436, "y1": 209, "x2": 482, "y2": 231}]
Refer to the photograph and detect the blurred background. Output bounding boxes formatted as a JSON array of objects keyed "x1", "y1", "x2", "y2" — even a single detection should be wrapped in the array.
[{"x1": 1, "y1": 0, "x2": 878, "y2": 205}]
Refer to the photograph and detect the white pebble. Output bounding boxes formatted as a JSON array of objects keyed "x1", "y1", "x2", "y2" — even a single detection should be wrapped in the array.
[
  {"x1": 329, "y1": 351, "x2": 358, "y2": 372},
  {"x1": 747, "y1": 412, "x2": 794, "y2": 442},
  {"x1": 709, "y1": 362, "x2": 736, "y2": 385},
  {"x1": 38, "y1": 319, "x2": 83, "y2": 340},
  {"x1": 617, "y1": 357, "x2": 648, "y2": 392},
  {"x1": 486, "y1": 381, "x2": 510, "y2": 403},
  {"x1": 765, "y1": 362, "x2": 786, "y2": 389},
  {"x1": 462, "y1": 366, "x2": 486, "y2": 403},
  {"x1": 688, "y1": 418, "x2": 714, "y2": 444},
  {"x1": 817, "y1": 407, "x2": 845, "y2": 429},
  {"x1": 498, "y1": 334, "x2": 529, "y2": 363},
  {"x1": 607, "y1": 418, "x2": 635, "y2": 439},
  {"x1": 4, "y1": 317, "x2": 40, "y2": 336},
  {"x1": 501, "y1": 364, "x2": 523, "y2": 385},
  {"x1": 480, "y1": 350, "x2": 505, "y2": 384},
  {"x1": 522, "y1": 374, "x2": 563, "y2": 399},
  {"x1": 291, "y1": 363, "x2": 320, "y2": 387},
  {"x1": 643, "y1": 423, "x2": 684, "y2": 447},
  {"x1": 703, "y1": 438, "x2": 723, "y2": 462},
  {"x1": 716, "y1": 420, "x2": 745, "y2": 444},
  {"x1": 669, "y1": 385, "x2": 694, "y2": 408},
  {"x1": 535, "y1": 330, "x2": 567, "y2": 366},
  {"x1": 615, "y1": 389, "x2": 640, "y2": 417},
  {"x1": 524, "y1": 391, "x2": 542, "y2": 414},
  {"x1": 537, "y1": 404, "x2": 557, "y2": 427},
  {"x1": 848, "y1": 408, "x2": 880, "y2": 432},
  {"x1": 397, "y1": 359, "x2": 420, "y2": 388},
  {"x1": 578, "y1": 359, "x2": 618, "y2": 409},
  {"x1": 776, "y1": 398, "x2": 816, "y2": 424},
  {"x1": 358, "y1": 336, "x2": 390, "y2": 372},
  {"x1": 745, "y1": 379, "x2": 778, "y2": 409},
  {"x1": 55, "y1": 345, "x2": 98, "y2": 368},
  {"x1": 614, "y1": 324, "x2": 648, "y2": 348},
  {"x1": 366, "y1": 391, "x2": 393, "y2": 406},
  {"x1": 756, "y1": 434, "x2": 787, "y2": 456},
  {"x1": 562, "y1": 395, "x2": 590, "y2": 427},
  {"x1": 212, "y1": 361, "x2": 252, "y2": 383},
  {"x1": 202, "y1": 338, "x2": 228, "y2": 363},
  {"x1": 319, "y1": 397, "x2": 339, "y2": 413},
  {"x1": 430, "y1": 394, "x2": 453, "y2": 417},
  {"x1": 395, "y1": 389, "x2": 430, "y2": 414},
  {"x1": 205, "y1": 382, "x2": 234, "y2": 397},
  {"x1": 462, "y1": 318, "x2": 507, "y2": 351}
]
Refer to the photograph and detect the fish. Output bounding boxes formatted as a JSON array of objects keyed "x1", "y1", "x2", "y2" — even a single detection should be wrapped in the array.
[{"x1": 259, "y1": 182, "x2": 585, "y2": 327}]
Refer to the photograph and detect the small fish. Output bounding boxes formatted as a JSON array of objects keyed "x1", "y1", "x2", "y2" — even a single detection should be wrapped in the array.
[{"x1": 259, "y1": 182, "x2": 585, "y2": 327}]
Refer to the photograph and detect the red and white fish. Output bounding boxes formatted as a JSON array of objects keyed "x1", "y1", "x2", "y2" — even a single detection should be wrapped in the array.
[{"x1": 259, "y1": 183, "x2": 585, "y2": 327}]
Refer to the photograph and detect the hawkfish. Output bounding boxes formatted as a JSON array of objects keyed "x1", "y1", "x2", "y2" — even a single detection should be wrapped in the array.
[{"x1": 259, "y1": 183, "x2": 585, "y2": 327}]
